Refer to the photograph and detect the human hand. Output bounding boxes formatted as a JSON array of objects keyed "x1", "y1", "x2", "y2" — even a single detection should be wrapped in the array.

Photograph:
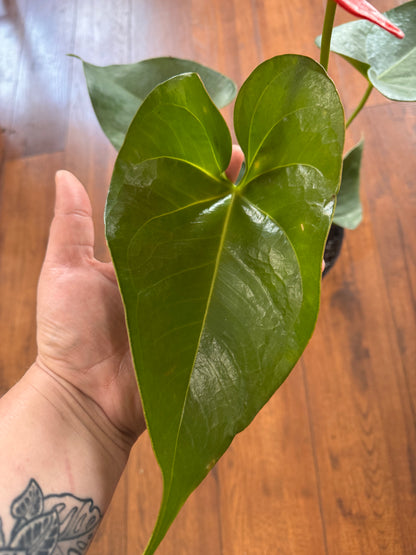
[
  {"x1": 35, "y1": 170, "x2": 145, "y2": 447},
  {"x1": 34, "y1": 149, "x2": 245, "y2": 450}
]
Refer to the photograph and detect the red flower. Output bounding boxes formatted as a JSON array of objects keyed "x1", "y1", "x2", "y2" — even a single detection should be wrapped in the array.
[{"x1": 335, "y1": 0, "x2": 405, "y2": 38}]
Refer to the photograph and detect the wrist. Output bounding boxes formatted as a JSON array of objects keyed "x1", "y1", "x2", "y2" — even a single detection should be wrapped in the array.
[
  {"x1": 0, "y1": 364, "x2": 131, "y2": 551},
  {"x1": 2, "y1": 363, "x2": 133, "y2": 511},
  {"x1": 27, "y1": 360, "x2": 134, "y2": 465}
]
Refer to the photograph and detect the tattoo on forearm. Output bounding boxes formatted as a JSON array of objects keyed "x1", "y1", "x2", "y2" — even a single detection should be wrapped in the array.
[{"x1": 0, "y1": 479, "x2": 102, "y2": 554}]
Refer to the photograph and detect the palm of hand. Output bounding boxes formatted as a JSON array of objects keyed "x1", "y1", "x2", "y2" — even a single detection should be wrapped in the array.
[{"x1": 36, "y1": 171, "x2": 143, "y2": 441}]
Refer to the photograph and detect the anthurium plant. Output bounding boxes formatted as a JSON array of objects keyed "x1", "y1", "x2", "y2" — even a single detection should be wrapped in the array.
[{"x1": 77, "y1": 0, "x2": 415, "y2": 552}]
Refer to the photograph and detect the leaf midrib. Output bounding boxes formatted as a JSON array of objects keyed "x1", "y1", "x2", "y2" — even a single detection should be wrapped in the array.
[{"x1": 163, "y1": 191, "x2": 235, "y2": 508}]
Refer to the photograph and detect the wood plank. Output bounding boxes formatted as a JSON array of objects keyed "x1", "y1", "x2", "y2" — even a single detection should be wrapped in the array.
[
  {"x1": 0, "y1": 0, "x2": 28, "y2": 164},
  {"x1": 217, "y1": 369, "x2": 327, "y2": 554},
  {"x1": 303, "y1": 97, "x2": 416, "y2": 553},
  {"x1": 0, "y1": 154, "x2": 61, "y2": 388},
  {"x1": 3, "y1": 0, "x2": 77, "y2": 158}
]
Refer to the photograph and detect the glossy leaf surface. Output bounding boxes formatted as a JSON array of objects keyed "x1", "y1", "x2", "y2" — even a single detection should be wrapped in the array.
[
  {"x1": 333, "y1": 140, "x2": 364, "y2": 229},
  {"x1": 76, "y1": 56, "x2": 237, "y2": 150},
  {"x1": 106, "y1": 55, "x2": 344, "y2": 554},
  {"x1": 317, "y1": 0, "x2": 416, "y2": 100}
]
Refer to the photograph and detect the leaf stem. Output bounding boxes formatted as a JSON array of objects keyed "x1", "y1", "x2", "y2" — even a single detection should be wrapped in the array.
[
  {"x1": 320, "y1": 0, "x2": 337, "y2": 71},
  {"x1": 346, "y1": 83, "x2": 374, "y2": 128}
]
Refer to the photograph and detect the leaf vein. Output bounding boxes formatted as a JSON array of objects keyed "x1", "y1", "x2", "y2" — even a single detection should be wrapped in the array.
[
  {"x1": 137, "y1": 261, "x2": 214, "y2": 297},
  {"x1": 127, "y1": 194, "x2": 227, "y2": 256},
  {"x1": 154, "y1": 102, "x2": 225, "y2": 173},
  {"x1": 241, "y1": 162, "x2": 325, "y2": 191},
  {"x1": 247, "y1": 105, "x2": 328, "y2": 178},
  {"x1": 373, "y1": 46, "x2": 416, "y2": 80},
  {"x1": 164, "y1": 193, "x2": 235, "y2": 503}
]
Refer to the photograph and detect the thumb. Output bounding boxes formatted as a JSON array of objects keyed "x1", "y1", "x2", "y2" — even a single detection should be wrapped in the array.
[{"x1": 45, "y1": 170, "x2": 95, "y2": 265}]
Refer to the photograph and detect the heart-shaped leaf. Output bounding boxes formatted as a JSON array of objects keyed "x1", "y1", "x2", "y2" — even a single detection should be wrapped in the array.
[
  {"x1": 106, "y1": 55, "x2": 344, "y2": 554},
  {"x1": 75, "y1": 56, "x2": 237, "y2": 150},
  {"x1": 316, "y1": 0, "x2": 416, "y2": 100},
  {"x1": 333, "y1": 140, "x2": 364, "y2": 229}
]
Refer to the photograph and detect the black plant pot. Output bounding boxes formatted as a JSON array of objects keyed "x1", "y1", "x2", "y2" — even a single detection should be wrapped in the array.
[{"x1": 323, "y1": 224, "x2": 344, "y2": 277}]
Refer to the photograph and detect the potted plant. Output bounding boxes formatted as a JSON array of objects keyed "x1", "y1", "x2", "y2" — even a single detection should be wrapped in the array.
[{"x1": 74, "y1": 1, "x2": 415, "y2": 552}]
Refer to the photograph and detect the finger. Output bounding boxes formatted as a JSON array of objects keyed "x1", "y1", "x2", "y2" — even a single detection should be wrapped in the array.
[
  {"x1": 225, "y1": 145, "x2": 245, "y2": 183},
  {"x1": 45, "y1": 170, "x2": 95, "y2": 265}
]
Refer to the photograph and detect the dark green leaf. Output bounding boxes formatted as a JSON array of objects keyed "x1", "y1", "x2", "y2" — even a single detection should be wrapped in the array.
[
  {"x1": 333, "y1": 140, "x2": 364, "y2": 229},
  {"x1": 316, "y1": 0, "x2": 416, "y2": 100},
  {"x1": 106, "y1": 55, "x2": 344, "y2": 554},
  {"x1": 74, "y1": 56, "x2": 237, "y2": 150}
]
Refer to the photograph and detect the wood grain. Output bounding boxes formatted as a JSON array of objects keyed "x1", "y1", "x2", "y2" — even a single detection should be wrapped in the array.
[{"x1": 0, "y1": 0, "x2": 415, "y2": 553}]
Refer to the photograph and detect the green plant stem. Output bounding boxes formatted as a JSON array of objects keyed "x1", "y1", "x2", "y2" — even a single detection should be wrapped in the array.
[
  {"x1": 346, "y1": 83, "x2": 374, "y2": 128},
  {"x1": 320, "y1": 0, "x2": 337, "y2": 71}
]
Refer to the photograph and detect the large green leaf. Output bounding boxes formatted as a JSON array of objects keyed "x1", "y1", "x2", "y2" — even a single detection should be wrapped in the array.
[
  {"x1": 316, "y1": 0, "x2": 416, "y2": 100},
  {"x1": 106, "y1": 55, "x2": 344, "y2": 554},
  {"x1": 75, "y1": 56, "x2": 237, "y2": 150},
  {"x1": 333, "y1": 140, "x2": 364, "y2": 229}
]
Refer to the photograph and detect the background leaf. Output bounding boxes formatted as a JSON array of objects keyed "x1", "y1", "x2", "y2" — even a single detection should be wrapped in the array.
[
  {"x1": 366, "y1": 1, "x2": 416, "y2": 100},
  {"x1": 316, "y1": 0, "x2": 416, "y2": 100},
  {"x1": 316, "y1": 23, "x2": 370, "y2": 77},
  {"x1": 333, "y1": 140, "x2": 364, "y2": 229},
  {"x1": 76, "y1": 56, "x2": 237, "y2": 150},
  {"x1": 106, "y1": 55, "x2": 344, "y2": 554}
]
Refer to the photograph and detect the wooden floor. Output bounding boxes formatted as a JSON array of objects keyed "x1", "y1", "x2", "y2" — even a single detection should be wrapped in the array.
[{"x1": 1, "y1": 0, "x2": 415, "y2": 553}]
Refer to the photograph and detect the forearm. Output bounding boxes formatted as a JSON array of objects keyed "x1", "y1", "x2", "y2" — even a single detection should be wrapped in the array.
[{"x1": 0, "y1": 363, "x2": 132, "y2": 553}]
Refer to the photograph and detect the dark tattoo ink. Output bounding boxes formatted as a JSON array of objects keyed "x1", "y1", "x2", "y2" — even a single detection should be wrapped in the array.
[{"x1": 0, "y1": 479, "x2": 102, "y2": 554}]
